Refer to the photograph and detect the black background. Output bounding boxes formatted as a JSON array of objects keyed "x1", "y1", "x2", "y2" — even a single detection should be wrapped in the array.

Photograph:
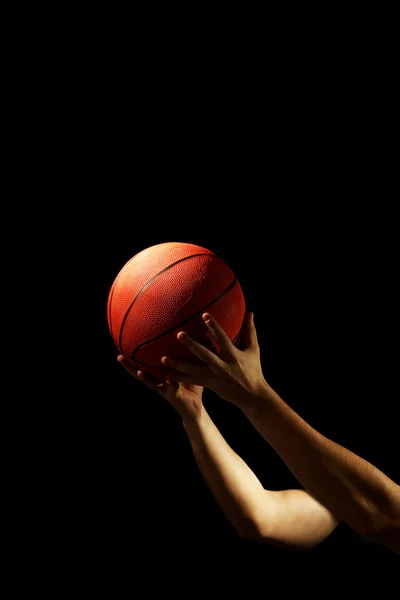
[
  {"x1": 26, "y1": 18, "x2": 399, "y2": 574},
  {"x1": 68, "y1": 203, "x2": 398, "y2": 567}
]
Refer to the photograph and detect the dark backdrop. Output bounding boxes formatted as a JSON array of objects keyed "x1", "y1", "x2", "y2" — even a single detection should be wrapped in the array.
[
  {"x1": 66, "y1": 204, "x2": 398, "y2": 567},
  {"x1": 15, "y1": 11, "x2": 400, "y2": 592},
  {"x1": 37, "y1": 30, "x2": 398, "y2": 569}
]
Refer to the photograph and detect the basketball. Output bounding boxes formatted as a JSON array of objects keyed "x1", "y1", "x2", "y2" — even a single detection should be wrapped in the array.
[{"x1": 107, "y1": 241, "x2": 246, "y2": 379}]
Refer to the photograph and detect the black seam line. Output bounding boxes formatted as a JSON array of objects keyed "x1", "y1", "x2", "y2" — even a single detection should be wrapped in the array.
[
  {"x1": 119, "y1": 253, "x2": 217, "y2": 350},
  {"x1": 108, "y1": 252, "x2": 139, "y2": 341},
  {"x1": 133, "y1": 311, "x2": 243, "y2": 370},
  {"x1": 232, "y1": 327, "x2": 242, "y2": 345},
  {"x1": 131, "y1": 276, "x2": 238, "y2": 367}
]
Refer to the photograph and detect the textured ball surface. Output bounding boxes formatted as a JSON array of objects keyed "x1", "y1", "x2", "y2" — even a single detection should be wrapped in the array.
[{"x1": 107, "y1": 242, "x2": 246, "y2": 378}]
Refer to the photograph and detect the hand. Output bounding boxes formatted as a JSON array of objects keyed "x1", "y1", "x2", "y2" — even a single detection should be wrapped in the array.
[
  {"x1": 161, "y1": 312, "x2": 269, "y2": 411},
  {"x1": 117, "y1": 354, "x2": 204, "y2": 423}
]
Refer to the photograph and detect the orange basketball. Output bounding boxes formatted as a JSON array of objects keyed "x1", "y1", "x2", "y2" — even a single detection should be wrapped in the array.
[{"x1": 107, "y1": 241, "x2": 246, "y2": 379}]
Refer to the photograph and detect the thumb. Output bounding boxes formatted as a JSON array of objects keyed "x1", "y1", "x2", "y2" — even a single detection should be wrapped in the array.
[{"x1": 241, "y1": 312, "x2": 259, "y2": 352}]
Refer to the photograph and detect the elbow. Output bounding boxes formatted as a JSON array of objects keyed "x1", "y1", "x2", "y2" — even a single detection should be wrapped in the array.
[
  {"x1": 232, "y1": 516, "x2": 264, "y2": 542},
  {"x1": 356, "y1": 505, "x2": 400, "y2": 554},
  {"x1": 352, "y1": 484, "x2": 400, "y2": 548},
  {"x1": 235, "y1": 517, "x2": 275, "y2": 544},
  {"x1": 361, "y1": 518, "x2": 400, "y2": 554},
  {"x1": 237, "y1": 525, "x2": 261, "y2": 542},
  {"x1": 235, "y1": 521, "x2": 318, "y2": 552}
]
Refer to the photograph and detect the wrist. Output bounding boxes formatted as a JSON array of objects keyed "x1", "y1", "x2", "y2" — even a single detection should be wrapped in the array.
[
  {"x1": 181, "y1": 405, "x2": 205, "y2": 429},
  {"x1": 240, "y1": 380, "x2": 281, "y2": 418}
]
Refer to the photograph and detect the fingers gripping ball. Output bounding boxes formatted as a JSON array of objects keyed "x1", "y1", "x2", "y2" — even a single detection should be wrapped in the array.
[{"x1": 107, "y1": 242, "x2": 246, "y2": 378}]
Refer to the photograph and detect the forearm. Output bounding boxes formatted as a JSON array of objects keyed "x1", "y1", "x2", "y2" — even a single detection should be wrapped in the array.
[
  {"x1": 242, "y1": 385, "x2": 400, "y2": 547},
  {"x1": 182, "y1": 408, "x2": 273, "y2": 538}
]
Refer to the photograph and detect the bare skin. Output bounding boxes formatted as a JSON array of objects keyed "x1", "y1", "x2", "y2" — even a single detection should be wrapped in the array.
[
  {"x1": 137, "y1": 311, "x2": 400, "y2": 555},
  {"x1": 118, "y1": 354, "x2": 338, "y2": 550}
]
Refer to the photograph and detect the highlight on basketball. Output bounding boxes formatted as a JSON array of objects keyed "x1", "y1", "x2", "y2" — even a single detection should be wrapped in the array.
[{"x1": 107, "y1": 241, "x2": 246, "y2": 379}]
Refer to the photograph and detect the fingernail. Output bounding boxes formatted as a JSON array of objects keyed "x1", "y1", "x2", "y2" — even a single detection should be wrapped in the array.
[
  {"x1": 202, "y1": 313, "x2": 211, "y2": 322},
  {"x1": 161, "y1": 356, "x2": 170, "y2": 364}
]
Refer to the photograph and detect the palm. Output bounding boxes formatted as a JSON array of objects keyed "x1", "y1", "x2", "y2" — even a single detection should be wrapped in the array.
[{"x1": 117, "y1": 354, "x2": 203, "y2": 420}]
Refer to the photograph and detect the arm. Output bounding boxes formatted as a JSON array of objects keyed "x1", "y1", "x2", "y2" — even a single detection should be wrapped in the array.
[
  {"x1": 162, "y1": 311, "x2": 400, "y2": 555},
  {"x1": 117, "y1": 355, "x2": 337, "y2": 550},
  {"x1": 242, "y1": 385, "x2": 400, "y2": 554},
  {"x1": 183, "y1": 405, "x2": 338, "y2": 549}
]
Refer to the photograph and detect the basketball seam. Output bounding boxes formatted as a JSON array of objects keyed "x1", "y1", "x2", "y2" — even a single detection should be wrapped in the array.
[
  {"x1": 130, "y1": 276, "x2": 240, "y2": 369},
  {"x1": 118, "y1": 252, "x2": 217, "y2": 351},
  {"x1": 107, "y1": 251, "x2": 144, "y2": 343},
  {"x1": 133, "y1": 313, "x2": 243, "y2": 370}
]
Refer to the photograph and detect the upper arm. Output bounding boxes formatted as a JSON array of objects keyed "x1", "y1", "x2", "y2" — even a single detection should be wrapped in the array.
[{"x1": 248, "y1": 488, "x2": 339, "y2": 551}]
